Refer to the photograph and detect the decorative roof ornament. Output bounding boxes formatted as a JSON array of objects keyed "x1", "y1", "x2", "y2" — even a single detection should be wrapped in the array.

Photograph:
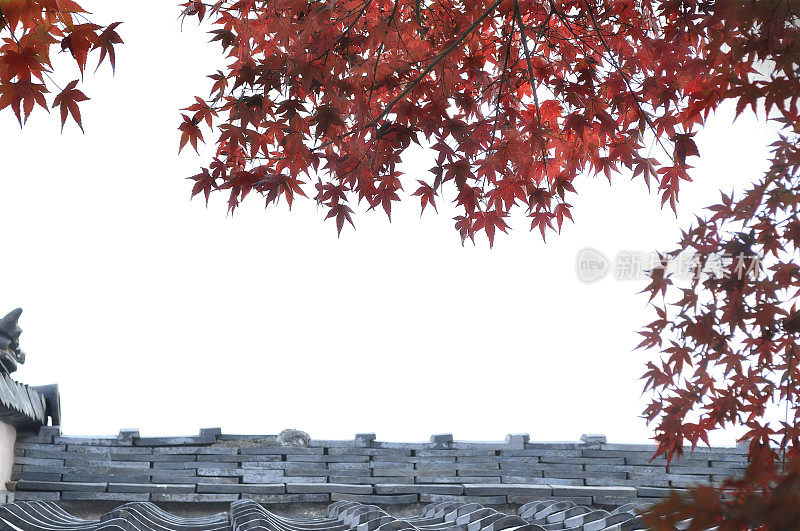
[
  {"x1": 0, "y1": 308, "x2": 26, "y2": 374},
  {"x1": 277, "y1": 428, "x2": 310, "y2": 447}
]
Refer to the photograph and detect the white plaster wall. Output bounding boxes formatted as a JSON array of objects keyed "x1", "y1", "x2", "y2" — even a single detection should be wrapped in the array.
[{"x1": 0, "y1": 422, "x2": 15, "y2": 489}]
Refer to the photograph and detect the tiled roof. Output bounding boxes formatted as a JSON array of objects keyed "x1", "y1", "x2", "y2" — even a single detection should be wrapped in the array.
[
  {"x1": 0, "y1": 498, "x2": 650, "y2": 530},
  {"x1": 11, "y1": 428, "x2": 748, "y2": 507},
  {"x1": 0, "y1": 375, "x2": 49, "y2": 427}
]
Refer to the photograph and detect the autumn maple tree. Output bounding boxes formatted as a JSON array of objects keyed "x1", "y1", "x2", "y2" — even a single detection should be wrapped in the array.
[
  {"x1": 0, "y1": 0, "x2": 122, "y2": 130},
  {"x1": 2, "y1": 0, "x2": 798, "y2": 526},
  {"x1": 179, "y1": 0, "x2": 800, "y2": 526}
]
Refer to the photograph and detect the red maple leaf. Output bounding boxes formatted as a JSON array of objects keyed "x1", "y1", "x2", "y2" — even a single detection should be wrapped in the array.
[
  {"x1": 93, "y1": 22, "x2": 123, "y2": 73},
  {"x1": 60, "y1": 23, "x2": 101, "y2": 74},
  {"x1": 325, "y1": 202, "x2": 355, "y2": 236},
  {"x1": 52, "y1": 79, "x2": 88, "y2": 131},
  {"x1": 412, "y1": 180, "x2": 438, "y2": 214},
  {"x1": 0, "y1": 79, "x2": 48, "y2": 125},
  {"x1": 178, "y1": 113, "x2": 204, "y2": 153}
]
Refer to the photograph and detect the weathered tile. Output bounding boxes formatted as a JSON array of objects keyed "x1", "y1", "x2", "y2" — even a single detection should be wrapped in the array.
[
  {"x1": 330, "y1": 493, "x2": 418, "y2": 504},
  {"x1": 151, "y1": 493, "x2": 240, "y2": 502},
  {"x1": 197, "y1": 483, "x2": 284, "y2": 494},
  {"x1": 241, "y1": 493, "x2": 330, "y2": 503},
  {"x1": 108, "y1": 483, "x2": 195, "y2": 494},
  {"x1": 374, "y1": 484, "x2": 464, "y2": 495},
  {"x1": 286, "y1": 483, "x2": 373, "y2": 494}
]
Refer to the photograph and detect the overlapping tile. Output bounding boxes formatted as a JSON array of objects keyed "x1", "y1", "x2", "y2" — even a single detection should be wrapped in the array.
[
  {"x1": 11, "y1": 429, "x2": 748, "y2": 507},
  {"x1": 0, "y1": 500, "x2": 652, "y2": 531}
]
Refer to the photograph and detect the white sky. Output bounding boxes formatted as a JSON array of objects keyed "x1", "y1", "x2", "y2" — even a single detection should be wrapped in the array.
[{"x1": 0, "y1": 1, "x2": 781, "y2": 445}]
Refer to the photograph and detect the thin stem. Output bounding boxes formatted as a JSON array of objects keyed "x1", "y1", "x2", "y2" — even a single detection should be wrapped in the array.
[
  {"x1": 372, "y1": 0, "x2": 505, "y2": 126},
  {"x1": 513, "y1": 0, "x2": 551, "y2": 186}
]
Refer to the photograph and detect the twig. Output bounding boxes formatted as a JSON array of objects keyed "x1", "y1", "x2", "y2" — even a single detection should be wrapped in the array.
[
  {"x1": 513, "y1": 0, "x2": 551, "y2": 184},
  {"x1": 372, "y1": 0, "x2": 506, "y2": 126}
]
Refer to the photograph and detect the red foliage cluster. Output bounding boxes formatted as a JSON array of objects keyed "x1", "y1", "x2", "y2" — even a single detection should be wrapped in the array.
[
  {"x1": 179, "y1": 0, "x2": 716, "y2": 244},
  {"x1": 181, "y1": 0, "x2": 800, "y2": 524},
  {"x1": 639, "y1": 134, "x2": 800, "y2": 525},
  {"x1": 645, "y1": 457, "x2": 800, "y2": 530},
  {"x1": 0, "y1": 0, "x2": 121, "y2": 130},
  {"x1": 630, "y1": 0, "x2": 800, "y2": 525},
  {"x1": 640, "y1": 136, "x2": 800, "y2": 464}
]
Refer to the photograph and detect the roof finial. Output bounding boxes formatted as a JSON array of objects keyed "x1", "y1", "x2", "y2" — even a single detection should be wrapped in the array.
[{"x1": 0, "y1": 308, "x2": 25, "y2": 374}]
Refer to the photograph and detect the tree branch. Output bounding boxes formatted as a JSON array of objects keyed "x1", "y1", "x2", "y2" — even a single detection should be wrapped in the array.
[
  {"x1": 372, "y1": 0, "x2": 506, "y2": 126},
  {"x1": 513, "y1": 0, "x2": 550, "y2": 183}
]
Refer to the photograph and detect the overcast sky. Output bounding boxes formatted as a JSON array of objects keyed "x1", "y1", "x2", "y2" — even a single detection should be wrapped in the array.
[{"x1": 0, "y1": 1, "x2": 781, "y2": 445}]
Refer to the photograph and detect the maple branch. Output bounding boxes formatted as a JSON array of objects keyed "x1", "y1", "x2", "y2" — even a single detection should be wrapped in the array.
[
  {"x1": 488, "y1": 21, "x2": 513, "y2": 156},
  {"x1": 513, "y1": 0, "x2": 551, "y2": 184},
  {"x1": 391, "y1": 13, "x2": 421, "y2": 65},
  {"x1": 367, "y1": 43, "x2": 386, "y2": 115},
  {"x1": 579, "y1": 0, "x2": 673, "y2": 162},
  {"x1": 338, "y1": 0, "x2": 373, "y2": 43},
  {"x1": 311, "y1": 0, "x2": 374, "y2": 66},
  {"x1": 291, "y1": 0, "x2": 508, "y2": 156},
  {"x1": 366, "y1": 0, "x2": 403, "y2": 123},
  {"x1": 371, "y1": 0, "x2": 505, "y2": 127},
  {"x1": 414, "y1": 0, "x2": 424, "y2": 26}
]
